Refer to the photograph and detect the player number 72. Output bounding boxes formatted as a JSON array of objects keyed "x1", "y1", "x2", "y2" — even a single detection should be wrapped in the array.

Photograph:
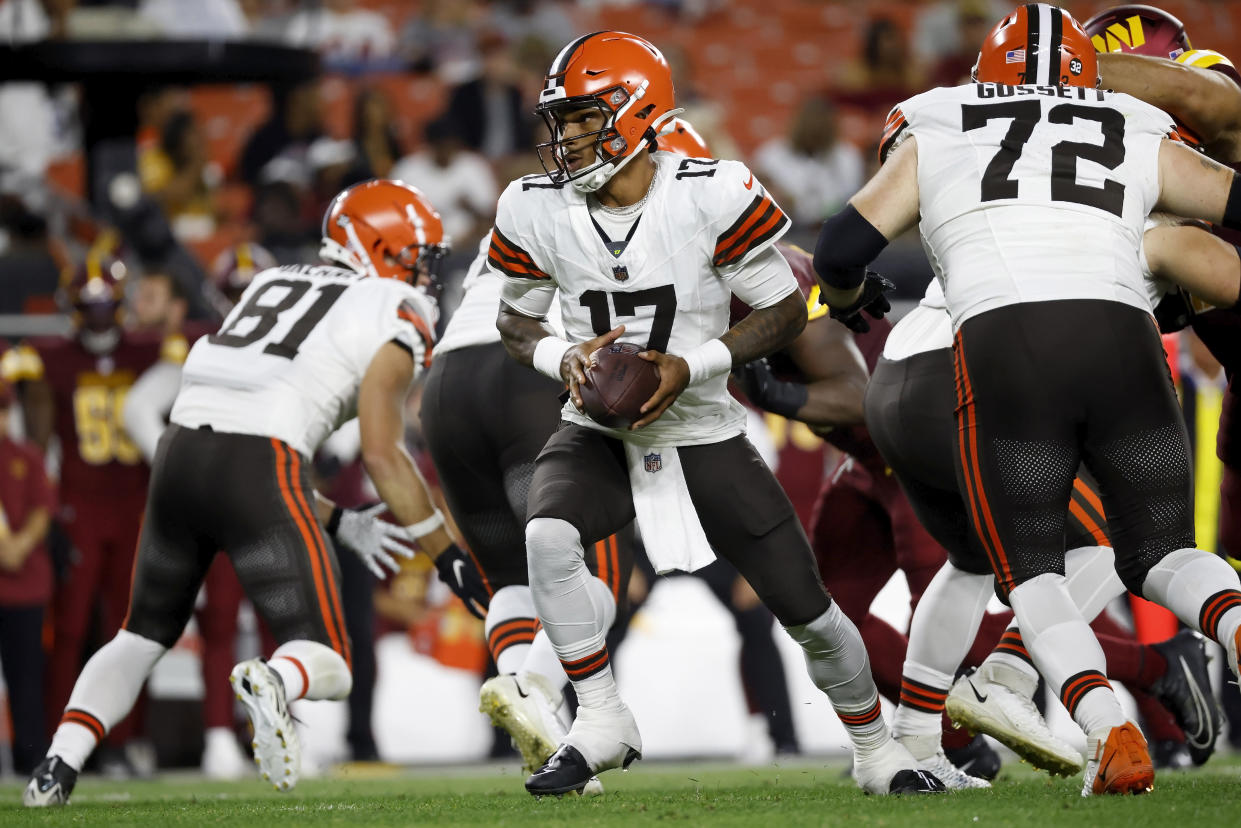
[{"x1": 961, "y1": 101, "x2": 1126, "y2": 217}]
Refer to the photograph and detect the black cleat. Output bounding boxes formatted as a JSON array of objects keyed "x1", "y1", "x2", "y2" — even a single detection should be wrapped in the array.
[
  {"x1": 1150, "y1": 738, "x2": 1193, "y2": 769},
  {"x1": 1149, "y1": 629, "x2": 1222, "y2": 766},
  {"x1": 525, "y1": 744, "x2": 640, "y2": 797},
  {"x1": 945, "y1": 734, "x2": 1002, "y2": 781},
  {"x1": 887, "y1": 769, "x2": 948, "y2": 794},
  {"x1": 23, "y1": 755, "x2": 78, "y2": 807}
]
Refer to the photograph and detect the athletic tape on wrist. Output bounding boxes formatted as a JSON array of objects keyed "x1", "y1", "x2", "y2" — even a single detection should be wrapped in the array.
[
  {"x1": 532, "y1": 336, "x2": 573, "y2": 381},
  {"x1": 404, "y1": 509, "x2": 445, "y2": 539},
  {"x1": 683, "y1": 338, "x2": 733, "y2": 386}
]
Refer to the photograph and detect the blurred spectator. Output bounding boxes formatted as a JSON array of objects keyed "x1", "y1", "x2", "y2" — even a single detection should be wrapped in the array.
[
  {"x1": 400, "y1": 0, "x2": 488, "y2": 83},
  {"x1": 138, "y1": 0, "x2": 247, "y2": 38},
  {"x1": 126, "y1": 269, "x2": 187, "y2": 336},
  {"x1": 0, "y1": 0, "x2": 49, "y2": 42},
  {"x1": 284, "y1": 0, "x2": 395, "y2": 63},
  {"x1": 138, "y1": 110, "x2": 218, "y2": 241},
  {"x1": 239, "y1": 80, "x2": 324, "y2": 188},
  {"x1": 443, "y1": 30, "x2": 534, "y2": 161},
  {"x1": 833, "y1": 17, "x2": 920, "y2": 116},
  {"x1": 308, "y1": 136, "x2": 359, "y2": 217},
  {"x1": 251, "y1": 179, "x2": 315, "y2": 264},
  {"x1": 349, "y1": 87, "x2": 402, "y2": 182},
  {"x1": 753, "y1": 96, "x2": 863, "y2": 228},
  {"x1": 914, "y1": 0, "x2": 1006, "y2": 69},
  {"x1": 927, "y1": 0, "x2": 996, "y2": 87},
  {"x1": 0, "y1": 376, "x2": 55, "y2": 775},
  {"x1": 490, "y1": 0, "x2": 579, "y2": 55},
  {"x1": 390, "y1": 116, "x2": 497, "y2": 250}
]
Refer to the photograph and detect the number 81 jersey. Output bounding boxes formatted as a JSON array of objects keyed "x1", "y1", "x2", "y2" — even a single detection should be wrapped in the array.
[
  {"x1": 172, "y1": 265, "x2": 436, "y2": 457},
  {"x1": 884, "y1": 82, "x2": 1179, "y2": 330},
  {"x1": 493, "y1": 151, "x2": 794, "y2": 446}
]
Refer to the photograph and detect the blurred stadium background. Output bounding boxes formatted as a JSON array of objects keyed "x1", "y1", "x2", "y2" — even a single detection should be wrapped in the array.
[{"x1": 0, "y1": 0, "x2": 1238, "y2": 781}]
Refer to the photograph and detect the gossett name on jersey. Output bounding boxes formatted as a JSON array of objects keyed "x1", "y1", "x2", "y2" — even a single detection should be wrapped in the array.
[
  {"x1": 172, "y1": 264, "x2": 436, "y2": 457},
  {"x1": 491, "y1": 151, "x2": 793, "y2": 447}
]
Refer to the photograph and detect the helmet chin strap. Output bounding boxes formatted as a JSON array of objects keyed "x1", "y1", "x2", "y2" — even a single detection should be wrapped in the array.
[{"x1": 570, "y1": 106, "x2": 685, "y2": 194}]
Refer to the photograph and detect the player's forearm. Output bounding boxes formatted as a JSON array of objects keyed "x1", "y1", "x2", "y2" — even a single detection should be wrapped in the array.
[
  {"x1": 1098, "y1": 53, "x2": 1241, "y2": 154},
  {"x1": 360, "y1": 445, "x2": 451, "y2": 559},
  {"x1": 497, "y1": 303, "x2": 552, "y2": 367},
  {"x1": 720, "y1": 289, "x2": 807, "y2": 366},
  {"x1": 798, "y1": 374, "x2": 867, "y2": 428}
]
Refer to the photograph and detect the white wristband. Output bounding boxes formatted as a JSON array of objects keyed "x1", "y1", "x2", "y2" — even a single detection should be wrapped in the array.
[
  {"x1": 683, "y1": 338, "x2": 733, "y2": 386},
  {"x1": 532, "y1": 336, "x2": 573, "y2": 381},
  {"x1": 403, "y1": 509, "x2": 445, "y2": 539}
]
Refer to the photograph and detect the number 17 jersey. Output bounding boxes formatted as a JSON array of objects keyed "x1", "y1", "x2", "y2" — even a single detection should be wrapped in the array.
[
  {"x1": 172, "y1": 265, "x2": 435, "y2": 457},
  {"x1": 884, "y1": 82, "x2": 1178, "y2": 329},
  {"x1": 492, "y1": 151, "x2": 795, "y2": 447}
]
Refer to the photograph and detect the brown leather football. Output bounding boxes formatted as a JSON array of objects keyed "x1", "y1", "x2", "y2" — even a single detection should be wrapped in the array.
[{"x1": 579, "y1": 342, "x2": 661, "y2": 429}]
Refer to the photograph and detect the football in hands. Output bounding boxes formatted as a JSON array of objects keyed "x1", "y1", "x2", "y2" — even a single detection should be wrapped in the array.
[{"x1": 579, "y1": 342, "x2": 661, "y2": 429}]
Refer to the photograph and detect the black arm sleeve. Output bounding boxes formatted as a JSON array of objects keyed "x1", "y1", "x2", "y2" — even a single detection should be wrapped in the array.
[
  {"x1": 812, "y1": 204, "x2": 890, "y2": 290},
  {"x1": 1224, "y1": 174, "x2": 1241, "y2": 232}
]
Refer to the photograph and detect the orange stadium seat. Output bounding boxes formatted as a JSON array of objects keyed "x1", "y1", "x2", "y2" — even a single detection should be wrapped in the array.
[{"x1": 189, "y1": 85, "x2": 271, "y2": 177}]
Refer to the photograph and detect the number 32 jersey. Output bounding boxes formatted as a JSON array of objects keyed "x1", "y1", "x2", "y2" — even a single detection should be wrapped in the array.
[
  {"x1": 492, "y1": 151, "x2": 794, "y2": 446},
  {"x1": 172, "y1": 265, "x2": 436, "y2": 457},
  {"x1": 883, "y1": 82, "x2": 1178, "y2": 329}
]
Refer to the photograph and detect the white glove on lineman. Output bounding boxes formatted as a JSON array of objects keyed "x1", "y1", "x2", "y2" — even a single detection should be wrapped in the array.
[{"x1": 330, "y1": 503, "x2": 416, "y2": 579}]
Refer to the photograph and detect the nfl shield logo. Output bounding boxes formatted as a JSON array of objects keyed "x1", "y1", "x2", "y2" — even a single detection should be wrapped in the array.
[
  {"x1": 644, "y1": 452, "x2": 662, "y2": 473},
  {"x1": 613, "y1": 265, "x2": 629, "y2": 282}
]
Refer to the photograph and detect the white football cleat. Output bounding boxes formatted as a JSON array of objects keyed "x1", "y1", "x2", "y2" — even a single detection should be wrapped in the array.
[
  {"x1": 230, "y1": 658, "x2": 300, "y2": 791},
  {"x1": 526, "y1": 703, "x2": 641, "y2": 797},
  {"x1": 23, "y1": 756, "x2": 78, "y2": 807},
  {"x1": 852, "y1": 736, "x2": 947, "y2": 795},
  {"x1": 946, "y1": 662, "x2": 1082, "y2": 777},
  {"x1": 897, "y1": 733, "x2": 991, "y2": 790},
  {"x1": 480, "y1": 672, "x2": 605, "y2": 795}
]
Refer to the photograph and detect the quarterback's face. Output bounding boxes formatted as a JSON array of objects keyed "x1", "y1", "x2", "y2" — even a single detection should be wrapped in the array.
[{"x1": 555, "y1": 105, "x2": 606, "y2": 171}]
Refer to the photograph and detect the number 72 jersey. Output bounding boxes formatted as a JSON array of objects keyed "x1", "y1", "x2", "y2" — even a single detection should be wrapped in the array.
[
  {"x1": 884, "y1": 82, "x2": 1180, "y2": 329},
  {"x1": 172, "y1": 265, "x2": 436, "y2": 457}
]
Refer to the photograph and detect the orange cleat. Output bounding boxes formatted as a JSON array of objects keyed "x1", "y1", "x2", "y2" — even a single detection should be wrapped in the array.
[{"x1": 1082, "y1": 722, "x2": 1154, "y2": 796}]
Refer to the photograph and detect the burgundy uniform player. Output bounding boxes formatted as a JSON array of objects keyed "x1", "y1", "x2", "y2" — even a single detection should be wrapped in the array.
[{"x1": 7, "y1": 253, "x2": 165, "y2": 761}]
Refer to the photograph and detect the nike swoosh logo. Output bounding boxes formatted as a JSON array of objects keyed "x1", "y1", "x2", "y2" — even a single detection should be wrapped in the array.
[
  {"x1": 515, "y1": 682, "x2": 530, "y2": 699},
  {"x1": 1098, "y1": 752, "x2": 1115, "y2": 782},
  {"x1": 585, "y1": 69, "x2": 606, "y2": 76},
  {"x1": 743, "y1": 172, "x2": 755, "y2": 190},
  {"x1": 1178, "y1": 655, "x2": 1213, "y2": 747},
  {"x1": 452, "y1": 558, "x2": 466, "y2": 585},
  {"x1": 968, "y1": 679, "x2": 988, "y2": 704}
]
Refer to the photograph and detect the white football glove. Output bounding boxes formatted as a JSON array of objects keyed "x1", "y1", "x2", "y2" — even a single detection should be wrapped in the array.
[{"x1": 329, "y1": 503, "x2": 416, "y2": 579}]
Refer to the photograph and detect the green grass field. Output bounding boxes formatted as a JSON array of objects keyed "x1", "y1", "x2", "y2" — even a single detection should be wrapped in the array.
[{"x1": 3, "y1": 755, "x2": 1240, "y2": 827}]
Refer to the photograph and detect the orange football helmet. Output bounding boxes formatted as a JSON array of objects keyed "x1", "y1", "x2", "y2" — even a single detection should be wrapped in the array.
[
  {"x1": 973, "y1": 4, "x2": 1100, "y2": 88},
  {"x1": 656, "y1": 118, "x2": 711, "y2": 158},
  {"x1": 535, "y1": 31, "x2": 683, "y2": 192},
  {"x1": 61, "y1": 249, "x2": 127, "y2": 354},
  {"x1": 320, "y1": 179, "x2": 449, "y2": 285},
  {"x1": 1083, "y1": 5, "x2": 1191, "y2": 60}
]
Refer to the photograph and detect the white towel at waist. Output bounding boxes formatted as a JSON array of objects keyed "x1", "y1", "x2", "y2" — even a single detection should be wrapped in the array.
[{"x1": 623, "y1": 442, "x2": 716, "y2": 574}]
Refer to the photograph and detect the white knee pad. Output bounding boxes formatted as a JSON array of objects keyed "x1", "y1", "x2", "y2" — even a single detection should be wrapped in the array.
[{"x1": 526, "y1": 517, "x2": 585, "y2": 587}]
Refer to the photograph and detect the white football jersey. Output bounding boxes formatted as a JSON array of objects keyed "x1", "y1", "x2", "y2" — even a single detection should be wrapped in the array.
[
  {"x1": 492, "y1": 151, "x2": 795, "y2": 446},
  {"x1": 172, "y1": 264, "x2": 436, "y2": 457},
  {"x1": 884, "y1": 82, "x2": 1178, "y2": 329}
]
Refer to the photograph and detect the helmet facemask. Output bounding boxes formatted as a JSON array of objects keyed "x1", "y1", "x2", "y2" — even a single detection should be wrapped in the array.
[{"x1": 536, "y1": 81, "x2": 673, "y2": 193}]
